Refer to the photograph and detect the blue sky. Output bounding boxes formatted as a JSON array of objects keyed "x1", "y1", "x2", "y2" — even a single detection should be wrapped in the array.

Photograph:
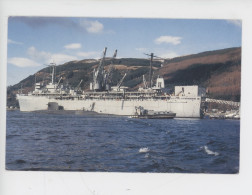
[{"x1": 7, "y1": 17, "x2": 242, "y2": 86}]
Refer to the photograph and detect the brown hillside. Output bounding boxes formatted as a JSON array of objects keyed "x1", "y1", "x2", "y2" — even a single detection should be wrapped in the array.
[
  {"x1": 160, "y1": 47, "x2": 241, "y2": 79},
  {"x1": 207, "y1": 66, "x2": 241, "y2": 100},
  {"x1": 158, "y1": 47, "x2": 241, "y2": 101}
]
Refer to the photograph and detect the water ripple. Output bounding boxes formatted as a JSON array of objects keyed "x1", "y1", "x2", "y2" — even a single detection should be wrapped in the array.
[{"x1": 6, "y1": 111, "x2": 240, "y2": 173}]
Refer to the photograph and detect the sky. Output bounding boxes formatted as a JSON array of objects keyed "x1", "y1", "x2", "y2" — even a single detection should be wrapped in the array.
[{"x1": 7, "y1": 17, "x2": 242, "y2": 86}]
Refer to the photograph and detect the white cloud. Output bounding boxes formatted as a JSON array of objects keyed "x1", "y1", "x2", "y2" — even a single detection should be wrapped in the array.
[
  {"x1": 9, "y1": 46, "x2": 81, "y2": 69},
  {"x1": 159, "y1": 52, "x2": 179, "y2": 59},
  {"x1": 77, "y1": 51, "x2": 99, "y2": 58},
  {"x1": 64, "y1": 43, "x2": 82, "y2": 49},
  {"x1": 8, "y1": 57, "x2": 40, "y2": 67},
  {"x1": 8, "y1": 39, "x2": 23, "y2": 45},
  {"x1": 226, "y1": 20, "x2": 242, "y2": 28},
  {"x1": 27, "y1": 46, "x2": 78, "y2": 64},
  {"x1": 155, "y1": 36, "x2": 182, "y2": 45},
  {"x1": 80, "y1": 19, "x2": 104, "y2": 34},
  {"x1": 27, "y1": 46, "x2": 51, "y2": 62},
  {"x1": 135, "y1": 48, "x2": 148, "y2": 52},
  {"x1": 50, "y1": 53, "x2": 78, "y2": 64}
]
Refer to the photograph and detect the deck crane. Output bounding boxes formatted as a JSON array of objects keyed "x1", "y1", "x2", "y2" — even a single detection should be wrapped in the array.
[
  {"x1": 92, "y1": 47, "x2": 107, "y2": 91},
  {"x1": 76, "y1": 79, "x2": 83, "y2": 91},
  {"x1": 91, "y1": 47, "x2": 119, "y2": 91},
  {"x1": 104, "y1": 49, "x2": 117, "y2": 90},
  {"x1": 56, "y1": 77, "x2": 63, "y2": 88},
  {"x1": 116, "y1": 72, "x2": 127, "y2": 90}
]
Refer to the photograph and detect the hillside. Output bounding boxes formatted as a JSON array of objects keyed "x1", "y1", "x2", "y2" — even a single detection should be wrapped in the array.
[
  {"x1": 7, "y1": 47, "x2": 241, "y2": 107},
  {"x1": 161, "y1": 47, "x2": 241, "y2": 100}
]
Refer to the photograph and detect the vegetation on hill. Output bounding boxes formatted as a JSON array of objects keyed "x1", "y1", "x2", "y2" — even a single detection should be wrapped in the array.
[{"x1": 7, "y1": 47, "x2": 241, "y2": 107}]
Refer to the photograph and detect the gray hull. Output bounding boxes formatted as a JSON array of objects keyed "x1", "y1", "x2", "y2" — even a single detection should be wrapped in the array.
[{"x1": 17, "y1": 95, "x2": 201, "y2": 118}]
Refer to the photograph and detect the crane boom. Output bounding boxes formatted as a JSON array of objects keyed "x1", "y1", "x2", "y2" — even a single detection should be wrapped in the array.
[
  {"x1": 56, "y1": 77, "x2": 62, "y2": 87},
  {"x1": 117, "y1": 73, "x2": 127, "y2": 89},
  {"x1": 76, "y1": 79, "x2": 83, "y2": 90},
  {"x1": 106, "y1": 49, "x2": 117, "y2": 83},
  {"x1": 91, "y1": 48, "x2": 118, "y2": 91},
  {"x1": 95, "y1": 47, "x2": 107, "y2": 81}
]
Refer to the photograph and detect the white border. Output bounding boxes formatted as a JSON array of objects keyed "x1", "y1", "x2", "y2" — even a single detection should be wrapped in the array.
[{"x1": 1, "y1": 0, "x2": 252, "y2": 195}]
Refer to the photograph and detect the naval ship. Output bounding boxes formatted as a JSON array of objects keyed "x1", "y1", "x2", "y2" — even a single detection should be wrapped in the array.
[{"x1": 17, "y1": 48, "x2": 202, "y2": 118}]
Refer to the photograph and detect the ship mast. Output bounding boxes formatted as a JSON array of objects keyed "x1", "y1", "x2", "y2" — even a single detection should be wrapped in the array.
[
  {"x1": 149, "y1": 53, "x2": 153, "y2": 88},
  {"x1": 144, "y1": 52, "x2": 164, "y2": 89},
  {"x1": 50, "y1": 63, "x2": 56, "y2": 84},
  {"x1": 144, "y1": 53, "x2": 154, "y2": 88},
  {"x1": 45, "y1": 62, "x2": 57, "y2": 84}
]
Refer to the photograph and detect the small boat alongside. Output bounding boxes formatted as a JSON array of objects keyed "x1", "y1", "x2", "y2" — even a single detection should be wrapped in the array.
[{"x1": 130, "y1": 106, "x2": 176, "y2": 119}]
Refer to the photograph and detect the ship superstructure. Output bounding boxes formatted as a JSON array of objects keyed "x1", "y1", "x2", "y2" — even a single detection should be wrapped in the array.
[{"x1": 17, "y1": 48, "x2": 202, "y2": 118}]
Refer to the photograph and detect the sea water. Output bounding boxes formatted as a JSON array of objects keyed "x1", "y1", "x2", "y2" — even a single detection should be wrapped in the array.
[{"x1": 6, "y1": 110, "x2": 240, "y2": 173}]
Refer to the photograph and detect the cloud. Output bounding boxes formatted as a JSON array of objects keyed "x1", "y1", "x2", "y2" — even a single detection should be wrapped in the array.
[
  {"x1": 77, "y1": 51, "x2": 99, "y2": 58},
  {"x1": 50, "y1": 53, "x2": 78, "y2": 64},
  {"x1": 159, "y1": 52, "x2": 179, "y2": 59},
  {"x1": 80, "y1": 19, "x2": 104, "y2": 34},
  {"x1": 64, "y1": 43, "x2": 82, "y2": 49},
  {"x1": 8, "y1": 57, "x2": 40, "y2": 67},
  {"x1": 155, "y1": 36, "x2": 182, "y2": 45},
  {"x1": 135, "y1": 48, "x2": 148, "y2": 52},
  {"x1": 27, "y1": 46, "x2": 78, "y2": 64},
  {"x1": 8, "y1": 39, "x2": 23, "y2": 45},
  {"x1": 9, "y1": 17, "x2": 78, "y2": 29},
  {"x1": 27, "y1": 46, "x2": 51, "y2": 62},
  {"x1": 226, "y1": 20, "x2": 242, "y2": 28},
  {"x1": 9, "y1": 17, "x2": 107, "y2": 34}
]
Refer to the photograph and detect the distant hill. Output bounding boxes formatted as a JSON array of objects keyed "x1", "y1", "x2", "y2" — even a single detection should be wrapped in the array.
[{"x1": 7, "y1": 47, "x2": 241, "y2": 107}]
